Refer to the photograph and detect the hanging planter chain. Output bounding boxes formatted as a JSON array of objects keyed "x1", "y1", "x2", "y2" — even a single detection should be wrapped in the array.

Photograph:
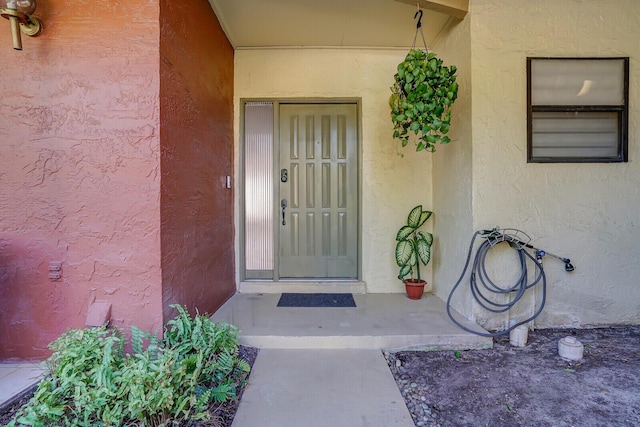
[{"x1": 412, "y1": 9, "x2": 429, "y2": 53}]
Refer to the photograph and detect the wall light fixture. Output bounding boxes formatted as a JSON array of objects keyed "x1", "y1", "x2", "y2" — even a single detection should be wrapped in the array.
[{"x1": 0, "y1": 0, "x2": 42, "y2": 50}]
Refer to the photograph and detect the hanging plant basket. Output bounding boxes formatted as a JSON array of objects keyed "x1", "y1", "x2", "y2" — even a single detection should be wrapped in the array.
[{"x1": 389, "y1": 48, "x2": 458, "y2": 153}]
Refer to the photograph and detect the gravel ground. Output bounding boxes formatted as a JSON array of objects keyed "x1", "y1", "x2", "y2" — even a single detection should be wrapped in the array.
[{"x1": 385, "y1": 326, "x2": 640, "y2": 427}]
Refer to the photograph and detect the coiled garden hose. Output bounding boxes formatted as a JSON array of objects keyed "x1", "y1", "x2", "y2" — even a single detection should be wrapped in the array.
[{"x1": 446, "y1": 229, "x2": 550, "y2": 337}]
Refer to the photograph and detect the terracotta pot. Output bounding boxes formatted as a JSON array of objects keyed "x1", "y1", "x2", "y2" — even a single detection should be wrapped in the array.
[{"x1": 404, "y1": 279, "x2": 429, "y2": 300}]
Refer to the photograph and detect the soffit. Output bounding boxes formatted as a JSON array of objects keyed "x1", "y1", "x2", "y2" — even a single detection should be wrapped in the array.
[{"x1": 208, "y1": 0, "x2": 454, "y2": 49}]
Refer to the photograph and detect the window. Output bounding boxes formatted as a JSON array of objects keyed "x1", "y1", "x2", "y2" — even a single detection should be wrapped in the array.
[
  {"x1": 527, "y1": 57, "x2": 629, "y2": 163},
  {"x1": 243, "y1": 101, "x2": 275, "y2": 279}
]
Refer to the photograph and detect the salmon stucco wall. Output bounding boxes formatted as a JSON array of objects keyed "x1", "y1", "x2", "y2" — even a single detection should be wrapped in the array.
[
  {"x1": 468, "y1": 0, "x2": 640, "y2": 329},
  {"x1": 234, "y1": 49, "x2": 434, "y2": 292},
  {"x1": 160, "y1": 0, "x2": 236, "y2": 320},
  {"x1": 0, "y1": 1, "x2": 162, "y2": 358}
]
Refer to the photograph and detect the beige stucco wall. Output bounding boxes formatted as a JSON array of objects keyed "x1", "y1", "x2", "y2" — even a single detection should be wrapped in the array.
[
  {"x1": 234, "y1": 48, "x2": 434, "y2": 292},
  {"x1": 468, "y1": 0, "x2": 640, "y2": 328},
  {"x1": 233, "y1": 0, "x2": 640, "y2": 329},
  {"x1": 430, "y1": 16, "x2": 474, "y2": 313}
]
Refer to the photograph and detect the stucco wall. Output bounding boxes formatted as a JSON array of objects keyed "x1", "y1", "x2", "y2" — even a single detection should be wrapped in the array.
[
  {"x1": 0, "y1": 0, "x2": 162, "y2": 358},
  {"x1": 469, "y1": 0, "x2": 640, "y2": 328},
  {"x1": 430, "y1": 17, "x2": 475, "y2": 313},
  {"x1": 159, "y1": 0, "x2": 236, "y2": 320},
  {"x1": 235, "y1": 0, "x2": 640, "y2": 328},
  {"x1": 234, "y1": 49, "x2": 434, "y2": 292}
]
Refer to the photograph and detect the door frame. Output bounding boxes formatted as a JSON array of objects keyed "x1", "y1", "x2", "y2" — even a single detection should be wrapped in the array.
[{"x1": 239, "y1": 98, "x2": 363, "y2": 282}]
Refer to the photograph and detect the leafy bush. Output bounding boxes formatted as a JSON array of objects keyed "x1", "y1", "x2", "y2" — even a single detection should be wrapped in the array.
[
  {"x1": 5, "y1": 305, "x2": 250, "y2": 427},
  {"x1": 389, "y1": 49, "x2": 458, "y2": 153}
]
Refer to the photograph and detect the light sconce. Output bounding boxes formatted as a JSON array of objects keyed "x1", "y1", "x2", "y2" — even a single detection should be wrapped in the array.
[{"x1": 0, "y1": 0, "x2": 42, "y2": 50}]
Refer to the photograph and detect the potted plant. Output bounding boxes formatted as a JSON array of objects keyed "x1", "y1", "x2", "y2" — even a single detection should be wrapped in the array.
[
  {"x1": 389, "y1": 49, "x2": 458, "y2": 153},
  {"x1": 395, "y1": 205, "x2": 433, "y2": 299}
]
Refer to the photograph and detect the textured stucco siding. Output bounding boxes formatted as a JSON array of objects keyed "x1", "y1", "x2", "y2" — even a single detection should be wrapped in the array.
[
  {"x1": 0, "y1": 0, "x2": 237, "y2": 359},
  {"x1": 469, "y1": 0, "x2": 640, "y2": 329},
  {"x1": 159, "y1": 0, "x2": 236, "y2": 320},
  {"x1": 234, "y1": 49, "x2": 434, "y2": 293},
  {"x1": 430, "y1": 16, "x2": 475, "y2": 313},
  {"x1": 234, "y1": 0, "x2": 640, "y2": 328},
  {"x1": 0, "y1": 0, "x2": 162, "y2": 358}
]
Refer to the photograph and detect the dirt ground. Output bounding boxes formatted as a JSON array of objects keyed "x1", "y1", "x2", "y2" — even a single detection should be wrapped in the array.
[
  {"x1": 4, "y1": 329, "x2": 640, "y2": 427},
  {"x1": 385, "y1": 326, "x2": 640, "y2": 427}
]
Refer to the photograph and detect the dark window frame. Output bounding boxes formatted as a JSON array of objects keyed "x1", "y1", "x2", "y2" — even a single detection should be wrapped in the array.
[{"x1": 527, "y1": 57, "x2": 629, "y2": 163}]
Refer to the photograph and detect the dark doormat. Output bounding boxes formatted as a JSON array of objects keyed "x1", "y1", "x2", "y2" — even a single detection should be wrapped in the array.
[{"x1": 277, "y1": 293, "x2": 356, "y2": 308}]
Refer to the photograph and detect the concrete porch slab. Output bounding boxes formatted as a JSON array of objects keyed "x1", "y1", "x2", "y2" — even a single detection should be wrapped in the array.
[{"x1": 211, "y1": 293, "x2": 492, "y2": 351}]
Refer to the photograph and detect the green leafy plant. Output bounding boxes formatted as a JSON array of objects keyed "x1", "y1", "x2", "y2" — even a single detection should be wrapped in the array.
[
  {"x1": 395, "y1": 205, "x2": 433, "y2": 282},
  {"x1": 5, "y1": 305, "x2": 251, "y2": 427},
  {"x1": 389, "y1": 49, "x2": 458, "y2": 153}
]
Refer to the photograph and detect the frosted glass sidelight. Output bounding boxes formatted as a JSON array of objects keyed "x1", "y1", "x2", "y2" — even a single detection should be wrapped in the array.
[{"x1": 244, "y1": 102, "x2": 274, "y2": 271}]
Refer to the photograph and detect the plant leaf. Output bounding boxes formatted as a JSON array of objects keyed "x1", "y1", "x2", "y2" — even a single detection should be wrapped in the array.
[
  {"x1": 407, "y1": 205, "x2": 423, "y2": 228},
  {"x1": 416, "y1": 238, "x2": 431, "y2": 266},
  {"x1": 415, "y1": 210, "x2": 432, "y2": 228},
  {"x1": 396, "y1": 225, "x2": 415, "y2": 241},
  {"x1": 408, "y1": 251, "x2": 418, "y2": 267},
  {"x1": 395, "y1": 240, "x2": 414, "y2": 266},
  {"x1": 398, "y1": 263, "x2": 412, "y2": 279},
  {"x1": 418, "y1": 231, "x2": 433, "y2": 246}
]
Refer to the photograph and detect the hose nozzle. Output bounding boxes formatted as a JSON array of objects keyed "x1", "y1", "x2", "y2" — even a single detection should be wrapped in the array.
[{"x1": 563, "y1": 259, "x2": 575, "y2": 272}]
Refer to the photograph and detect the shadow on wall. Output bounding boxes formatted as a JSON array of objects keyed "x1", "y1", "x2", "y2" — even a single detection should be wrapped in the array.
[{"x1": 0, "y1": 236, "x2": 72, "y2": 359}]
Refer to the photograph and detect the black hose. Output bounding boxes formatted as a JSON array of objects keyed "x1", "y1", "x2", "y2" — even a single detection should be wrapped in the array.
[{"x1": 446, "y1": 231, "x2": 547, "y2": 337}]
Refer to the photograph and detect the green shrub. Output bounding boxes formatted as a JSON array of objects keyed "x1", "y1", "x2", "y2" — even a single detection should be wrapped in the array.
[{"x1": 5, "y1": 305, "x2": 250, "y2": 427}]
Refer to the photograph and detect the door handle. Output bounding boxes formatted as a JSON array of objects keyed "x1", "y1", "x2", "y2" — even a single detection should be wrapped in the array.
[{"x1": 281, "y1": 199, "x2": 288, "y2": 225}]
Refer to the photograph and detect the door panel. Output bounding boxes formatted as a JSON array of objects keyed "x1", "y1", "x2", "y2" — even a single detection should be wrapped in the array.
[{"x1": 279, "y1": 104, "x2": 358, "y2": 278}]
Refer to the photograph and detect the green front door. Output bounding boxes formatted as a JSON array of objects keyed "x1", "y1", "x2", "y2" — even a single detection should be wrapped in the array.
[{"x1": 278, "y1": 104, "x2": 358, "y2": 278}]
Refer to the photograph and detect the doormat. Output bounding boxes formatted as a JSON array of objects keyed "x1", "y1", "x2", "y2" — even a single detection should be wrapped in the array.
[{"x1": 277, "y1": 293, "x2": 356, "y2": 308}]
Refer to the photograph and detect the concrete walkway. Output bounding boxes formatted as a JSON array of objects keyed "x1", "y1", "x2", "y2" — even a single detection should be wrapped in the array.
[
  {"x1": 232, "y1": 349, "x2": 414, "y2": 427},
  {"x1": 215, "y1": 293, "x2": 492, "y2": 426},
  {"x1": 0, "y1": 362, "x2": 45, "y2": 411}
]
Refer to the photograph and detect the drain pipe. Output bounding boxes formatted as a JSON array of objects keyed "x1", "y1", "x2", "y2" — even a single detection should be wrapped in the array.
[
  {"x1": 559, "y1": 336, "x2": 584, "y2": 361},
  {"x1": 509, "y1": 325, "x2": 529, "y2": 347}
]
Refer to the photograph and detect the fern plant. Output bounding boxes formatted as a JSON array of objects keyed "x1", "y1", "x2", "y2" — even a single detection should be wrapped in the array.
[
  {"x1": 164, "y1": 304, "x2": 250, "y2": 402},
  {"x1": 4, "y1": 305, "x2": 251, "y2": 427}
]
